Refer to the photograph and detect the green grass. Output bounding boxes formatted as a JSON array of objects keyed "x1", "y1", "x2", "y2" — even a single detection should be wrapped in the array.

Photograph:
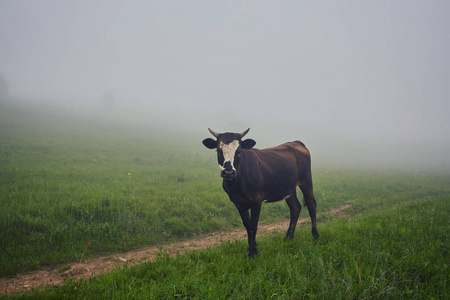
[
  {"x1": 1, "y1": 100, "x2": 449, "y2": 298},
  {"x1": 1, "y1": 101, "x2": 238, "y2": 276},
  {"x1": 8, "y1": 194, "x2": 449, "y2": 299}
]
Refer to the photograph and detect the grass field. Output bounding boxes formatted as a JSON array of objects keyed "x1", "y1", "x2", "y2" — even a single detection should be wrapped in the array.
[
  {"x1": 10, "y1": 195, "x2": 448, "y2": 299},
  {"x1": 1, "y1": 100, "x2": 449, "y2": 298}
]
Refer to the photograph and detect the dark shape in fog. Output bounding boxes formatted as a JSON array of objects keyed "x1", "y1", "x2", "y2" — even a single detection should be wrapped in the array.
[{"x1": 203, "y1": 128, "x2": 318, "y2": 258}]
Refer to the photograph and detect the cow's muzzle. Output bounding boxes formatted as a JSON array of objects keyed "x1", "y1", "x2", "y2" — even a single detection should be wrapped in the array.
[
  {"x1": 221, "y1": 161, "x2": 236, "y2": 180},
  {"x1": 221, "y1": 169, "x2": 236, "y2": 180}
]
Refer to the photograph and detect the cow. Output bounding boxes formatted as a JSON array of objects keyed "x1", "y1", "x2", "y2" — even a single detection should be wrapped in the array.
[{"x1": 202, "y1": 128, "x2": 319, "y2": 258}]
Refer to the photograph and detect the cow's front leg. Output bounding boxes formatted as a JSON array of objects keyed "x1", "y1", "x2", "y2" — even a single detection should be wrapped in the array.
[
  {"x1": 234, "y1": 203, "x2": 261, "y2": 258},
  {"x1": 247, "y1": 205, "x2": 261, "y2": 258},
  {"x1": 234, "y1": 204, "x2": 251, "y2": 253}
]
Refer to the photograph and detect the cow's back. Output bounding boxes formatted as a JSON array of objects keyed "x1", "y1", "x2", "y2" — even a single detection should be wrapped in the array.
[
  {"x1": 258, "y1": 141, "x2": 311, "y2": 173},
  {"x1": 237, "y1": 142, "x2": 311, "y2": 203}
]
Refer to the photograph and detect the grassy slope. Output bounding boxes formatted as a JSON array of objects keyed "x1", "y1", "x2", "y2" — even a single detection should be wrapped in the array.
[
  {"x1": 0, "y1": 101, "x2": 236, "y2": 276},
  {"x1": 1, "y1": 100, "x2": 449, "y2": 298},
  {"x1": 8, "y1": 193, "x2": 449, "y2": 299}
]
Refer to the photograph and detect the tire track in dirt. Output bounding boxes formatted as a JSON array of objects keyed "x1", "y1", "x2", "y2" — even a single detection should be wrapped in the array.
[{"x1": 0, "y1": 204, "x2": 351, "y2": 295}]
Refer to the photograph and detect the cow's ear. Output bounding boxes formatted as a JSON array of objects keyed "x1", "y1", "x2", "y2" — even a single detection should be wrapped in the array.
[
  {"x1": 241, "y1": 139, "x2": 256, "y2": 149},
  {"x1": 202, "y1": 138, "x2": 217, "y2": 149}
]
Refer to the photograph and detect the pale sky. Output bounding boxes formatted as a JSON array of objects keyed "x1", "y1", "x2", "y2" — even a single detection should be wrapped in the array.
[{"x1": 1, "y1": 1, "x2": 449, "y2": 157}]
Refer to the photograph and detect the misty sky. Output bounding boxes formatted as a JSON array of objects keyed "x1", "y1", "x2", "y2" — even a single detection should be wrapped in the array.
[{"x1": 1, "y1": 1, "x2": 449, "y2": 148}]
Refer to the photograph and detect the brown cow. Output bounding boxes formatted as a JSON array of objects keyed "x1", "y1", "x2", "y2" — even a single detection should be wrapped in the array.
[{"x1": 202, "y1": 128, "x2": 319, "y2": 257}]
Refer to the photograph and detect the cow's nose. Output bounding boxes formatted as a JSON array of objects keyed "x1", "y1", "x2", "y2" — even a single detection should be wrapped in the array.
[
  {"x1": 221, "y1": 169, "x2": 236, "y2": 179},
  {"x1": 221, "y1": 162, "x2": 236, "y2": 179},
  {"x1": 222, "y1": 169, "x2": 234, "y2": 175}
]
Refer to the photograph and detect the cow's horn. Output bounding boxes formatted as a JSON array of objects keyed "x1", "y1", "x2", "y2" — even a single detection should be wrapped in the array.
[
  {"x1": 240, "y1": 128, "x2": 250, "y2": 138},
  {"x1": 208, "y1": 128, "x2": 219, "y2": 138}
]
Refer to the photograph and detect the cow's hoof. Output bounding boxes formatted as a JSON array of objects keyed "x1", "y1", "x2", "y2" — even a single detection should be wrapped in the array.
[
  {"x1": 312, "y1": 228, "x2": 319, "y2": 239},
  {"x1": 284, "y1": 235, "x2": 294, "y2": 241},
  {"x1": 248, "y1": 249, "x2": 258, "y2": 259}
]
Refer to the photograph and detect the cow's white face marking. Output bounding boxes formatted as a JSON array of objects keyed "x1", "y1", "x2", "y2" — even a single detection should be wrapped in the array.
[{"x1": 219, "y1": 140, "x2": 240, "y2": 171}]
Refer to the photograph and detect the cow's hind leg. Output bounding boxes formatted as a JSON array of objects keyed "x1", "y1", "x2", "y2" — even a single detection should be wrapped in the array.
[
  {"x1": 299, "y1": 181, "x2": 319, "y2": 239},
  {"x1": 285, "y1": 192, "x2": 301, "y2": 240},
  {"x1": 306, "y1": 194, "x2": 319, "y2": 239}
]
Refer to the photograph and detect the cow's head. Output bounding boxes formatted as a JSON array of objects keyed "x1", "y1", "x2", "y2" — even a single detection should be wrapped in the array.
[{"x1": 202, "y1": 128, "x2": 256, "y2": 180}]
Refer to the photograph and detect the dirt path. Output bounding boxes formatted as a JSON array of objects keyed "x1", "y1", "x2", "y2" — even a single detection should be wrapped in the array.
[{"x1": 0, "y1": 204, "x2": 351, "y2": 295}]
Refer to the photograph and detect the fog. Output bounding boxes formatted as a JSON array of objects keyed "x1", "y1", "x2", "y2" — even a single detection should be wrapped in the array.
[{"x1": 1, "y1": 1, "x2": 449, "y2": 171}]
